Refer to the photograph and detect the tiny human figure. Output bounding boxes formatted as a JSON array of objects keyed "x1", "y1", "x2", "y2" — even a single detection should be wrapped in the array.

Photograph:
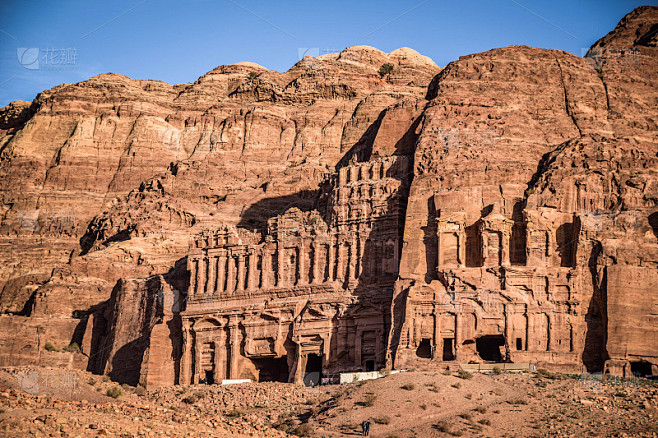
[{"x1": 362, "y1": 418, "x2": 370, "y2": 436}]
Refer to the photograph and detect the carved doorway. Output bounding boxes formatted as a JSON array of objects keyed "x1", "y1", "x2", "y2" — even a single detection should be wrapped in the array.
[
  {"x1": 304, "y1": 354, "x2": 322, "y2": 387},
  {"x1": 442, "y1": 338, "x2": 455, "y2": 361},
  {"x1": 251, "y1": 356, "x2": 289, "y2": 382},
  {"x1": 476, "y1": 335, "x2": 505, "y2": 362}
]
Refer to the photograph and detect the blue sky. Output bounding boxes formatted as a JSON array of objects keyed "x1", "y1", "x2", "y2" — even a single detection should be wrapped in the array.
[{"x1": 0, "y1": 0, "x2": 654, "y2": 107}]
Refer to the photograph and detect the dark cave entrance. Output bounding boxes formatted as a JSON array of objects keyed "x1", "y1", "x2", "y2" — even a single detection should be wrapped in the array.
[
  {"x1": 304, "y1": 354, "x2": 323, "y2": 387},
  {"x1": 251, "y1": 356, "x2": 289, "y2": 382},
  {"x1": 630, "y1": 360, "x2": 652, "y2": 378},
  {"x1": 204, "y1": 370, "x2": 214, "y2": 384},
  {"x1": 416, "y1": 338, "x2": 432, "y2": 359},
  {"x1": 476, "y1": 335, "x2": 505, "y2": 362},
  {"x1": 442, "y1": 338, "x2": 455, "y2": 361}
]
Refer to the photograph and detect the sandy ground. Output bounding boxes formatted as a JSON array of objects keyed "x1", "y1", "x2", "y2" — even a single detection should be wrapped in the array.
[{"x1": 0, "y1": 366, "x2": 656, "y2": 437}]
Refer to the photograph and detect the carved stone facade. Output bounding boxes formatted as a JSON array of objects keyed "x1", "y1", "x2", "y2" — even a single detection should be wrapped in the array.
[
  {"x1": 181, "y1": 157, "x2": 409, "y2": 384},
  {"x1": 389, "y1": 201, "x2": 592, "y2": 371}
]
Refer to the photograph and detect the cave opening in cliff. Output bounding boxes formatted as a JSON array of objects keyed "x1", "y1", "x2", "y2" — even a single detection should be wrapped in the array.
[
  {"x1": 416, "y1": 338, "x2": 432, "y2": 359},
  {"x1": 251, "y1": 356, "x2": 289, "y2": 382},
  {"x1": 476, "y1": 335, "x2": 505, "y2": 362},
  {"x1": 630, "y1": 360, "x2": 652, "y2": 378},
  {"x1": 303, "y1": 354, "x2": 323, "y2": 387}
]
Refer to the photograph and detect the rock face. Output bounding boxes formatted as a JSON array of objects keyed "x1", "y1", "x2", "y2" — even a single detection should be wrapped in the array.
[{"x1": 0, "y1": 8, "x2": 657, "y2": 386}]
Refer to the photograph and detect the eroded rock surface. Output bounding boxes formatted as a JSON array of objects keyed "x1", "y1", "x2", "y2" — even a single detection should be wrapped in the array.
[{"x1": 0, "y1": 7, "x2": 656, "y2": 386}]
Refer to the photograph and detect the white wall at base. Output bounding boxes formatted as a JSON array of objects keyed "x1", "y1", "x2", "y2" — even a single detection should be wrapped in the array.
[
  {"x1": 221, "y1": 379, "x2": 251, "y2": 385},
  {"x1": 459, "y1": 363, "x2": 532, "y2": 373},
  {"x1": 339, "y1": 369, "x2": 406, "y2": 384}
]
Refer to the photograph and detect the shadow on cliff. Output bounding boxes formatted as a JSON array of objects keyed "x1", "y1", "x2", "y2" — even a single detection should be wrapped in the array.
[
  {"x1": 234, "y1": 105, "x2": 420, "y2": 372},
  {"x1": 80, "y1": 257, "x2": 187, "y2": 385},
  {"x1": 237, "y1": 190, "x2": 319, "y2": 233},
  {"x1": 583, "y1": 242, "x2": 607, "y2": 372},
  {"x1": 649, "y1": 211, "x2": 658, "y2": 239}
]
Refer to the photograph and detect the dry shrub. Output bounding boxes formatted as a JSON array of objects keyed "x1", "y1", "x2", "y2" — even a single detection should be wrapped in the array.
[
  {"x1": 44, "y1": 342, "x2": 60, "y2": 352},
  {"x1": 291, "y1": 423, "x2": 314, "y2": 437},
  {"x1": 106, "y1": 386, "x2": 123, "y2": 398},
  {"x1": 507, "y1": 398, "x2": 528, "y2": 405},
  {"x1": 427, "y1": 382, "x2": 440, "y2": 392},
  {"x1": 182, "y1": 394, "x2": 198, "y2": 404},
  {"x1": 434, "y1": 421, "x2": 463, "y2": 436},
  {"x1": 227, "y1": 409, "x2": 245, "y2": 418},
  {"x1": 374, "y1": 415, "x2": 391, "y2": 424},
  {"x1": 365, "y1": 393, "x2": 377, "y2": 406},
  {"x1": 401, "y1": 383, "x2": 415, "y2": 391},
  {"x1": 457, "y1": 369, "x2": 473, "y2": 380}
]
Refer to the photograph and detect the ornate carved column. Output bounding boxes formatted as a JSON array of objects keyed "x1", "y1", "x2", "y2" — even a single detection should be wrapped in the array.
[
  {"x1": 237, "y1": 253, "x2": 246, "y2": 291},
  {"x1": 193, "y1": 334, "x2": 202, "y2": 384},
  {"x1": 347, "y1": 234, "x2": 357, "y2": 282},
  {"x1": 501, "y1": 228, "x2": 512, "y2": 267},
  {"x1": 298, "y1": 240, "x2": 308, "y2": 285},
  {"x1": 229, "y1": 317, "x2": 240, "y2": 379},
  {"x1": 262, "y1": 247, "x2": 272, "y2": 289},
  {"x1": 356, "y1": 235, "x2": 366, "y2": 278},
  {"x1": 504, "y1": 304, "x2": 513, "y2": 358},
  {"x1": 196, "y1": 257, "x2": 206, "y2": 295},
  {"x1": 327, "y1": 240, "x2": 336, "y2": 282},
  {"x1": 311, "y1": 241, "x2": 320, "y2": 284},
  {"x1": 213, "y1": 340, "x2": 222, "y2": 383},
  {"x1": 336, "y1": 242, "x2": 346, "y2": 283},
  {"x1": 433, "y1": 303, "x2": 441, "y2": 359},
  {"x1": 206, "y1": 255, "x2": 217, "y2": 294},
  {"x1": 454, "y1": 312, "x2": 462, "y2": 360},
  {"x1": 226, "y1": 253, "x2": 235, "y2": 293},
  {"x1": 180, "y1": 320, "x2": 192, "y2": 384},
  {"x1": 189, "y1": 258, "x2": 197, "y2": 295},
  {"x1": 277, "y1": 244, "x2": 285, "y2": 287},
  {"x1": 247, "y1": 252, "x2": 257, "y2": 291},
  {"x1": 217, "y1": 251, "x2": 226, "y2": 294}
]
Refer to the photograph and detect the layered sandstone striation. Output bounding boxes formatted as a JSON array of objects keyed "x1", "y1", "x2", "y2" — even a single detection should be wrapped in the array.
[{"x1": 0, "y1": 7, "x2": 656, "y2": 386}]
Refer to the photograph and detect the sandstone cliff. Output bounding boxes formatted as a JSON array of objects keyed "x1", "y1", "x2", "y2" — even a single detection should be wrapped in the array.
[{"x1": 0, "y1": 7, "x2": 656, "y2": 383}]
